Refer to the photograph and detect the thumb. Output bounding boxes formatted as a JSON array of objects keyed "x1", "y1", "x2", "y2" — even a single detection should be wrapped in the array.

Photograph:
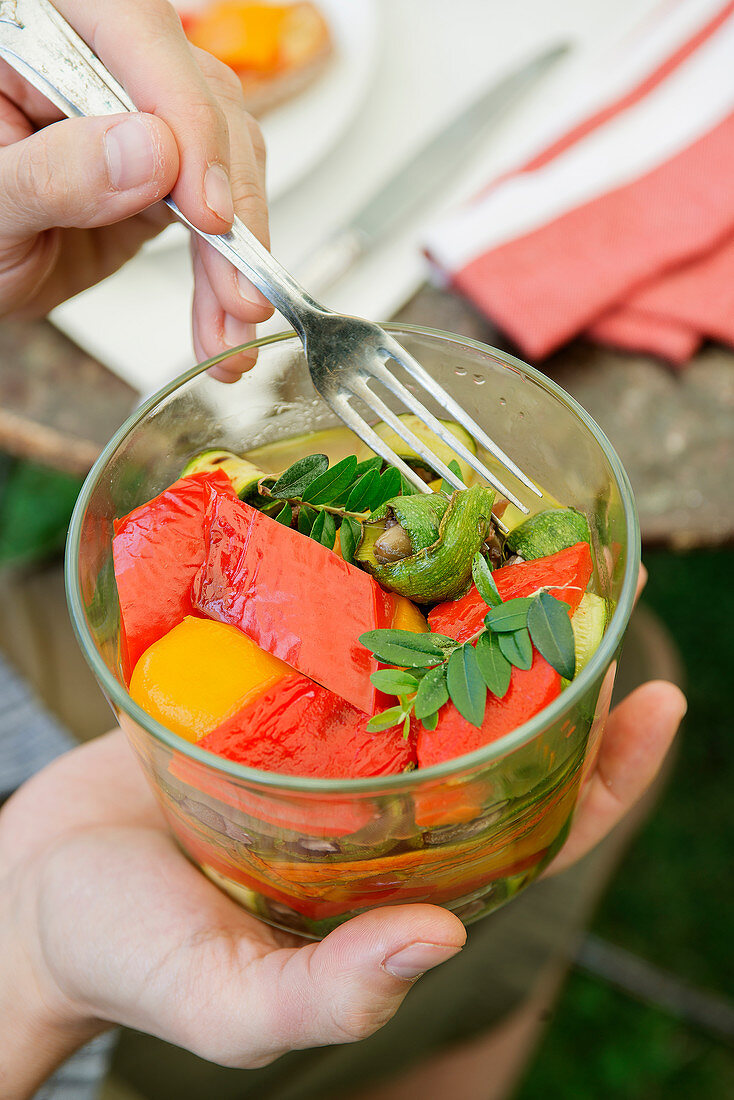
[
  {"x1": 0, "y1": 112, "x2": 179, "y2": 239},
  {"x1": 546, "y1": 679, "x2": 685, "y2": 876},
  {"x1": 199, "y1": 905, "x2": 466, "y2": 1067}
]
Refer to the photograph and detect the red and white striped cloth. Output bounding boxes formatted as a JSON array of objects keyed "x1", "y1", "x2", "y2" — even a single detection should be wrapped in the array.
[{"x1": 424, "y1": 0, "x2": 734, "y2": 366}]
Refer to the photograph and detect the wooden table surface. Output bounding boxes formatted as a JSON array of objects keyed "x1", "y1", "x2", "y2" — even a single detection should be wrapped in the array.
[{"x1": 1, "y1": 285, "x2": 732, "y2": 549}]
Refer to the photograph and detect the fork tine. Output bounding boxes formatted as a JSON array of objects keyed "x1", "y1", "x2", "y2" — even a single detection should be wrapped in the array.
[
  {"x1": 344, "y1": 376, "x2": 527, "y2": 523},
  {"x1": 342, "y1": 377, "x2": 467, "y2": 490},
  {"x1": 380, "y1": 335, "x2": 544, "y2": 499},
  {"x1": 328, "y1": 394, "x2": 435, "y2": 496},
  {"x1": 362, "y1": 359, "x2": 531, "y2": 513},
  {"x1": 333, "y1": 386, "x2": 510, "y2": 534}
]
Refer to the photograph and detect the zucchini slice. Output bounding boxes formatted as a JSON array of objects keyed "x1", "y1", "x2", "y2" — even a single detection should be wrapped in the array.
[
  {"x1": 571, "y1": 593, "x2": 608, "y2": 675},
  {"x1": 505, "y1": 507, "x2": 591, "y2": 561},
  {"x1": 357, "y1": 414, "x2": 477, "y2": 485},
  {"x1": 245, "y1": 427, "x2": 359, "y2": 472},
  {"x1": 181, "y1": 449, "x2": 273, "y2": 503}
]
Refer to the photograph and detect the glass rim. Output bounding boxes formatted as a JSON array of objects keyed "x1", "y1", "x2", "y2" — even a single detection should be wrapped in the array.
[{"x1": 65, "y1": 324, "x2": 641, "y2": 794}]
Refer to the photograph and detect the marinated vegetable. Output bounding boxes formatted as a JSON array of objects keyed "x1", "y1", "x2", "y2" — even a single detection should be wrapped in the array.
[
  {"x1": 505, "y1": 506, "x2": 591, "y2": 560},
  {"x1": 112, "y1": 470, "x2": 237, "y2": 673},
  {"x1": 428, "y1": 542, "x2": 593, "y2": 644},
  {"x1": 416, "y1": 651, "x2": 560, "y2": 768},
  {"x1": 357, "y1": 413, "x2": 477, "y2": 485},
  {"x1": 181, "y1": 449, "x2": 274, "y2": 504},
  {"x1": 355, "y1": 486, "x2": 495, "y2": 603},
  {"x1": 200, "y1": 675, "x2": 416, "y2": 777},
  {"x1": 130, "y1": 616, "x2": 291, "y2": 742},
  {"x1": 570, "y1": 593, "x2": 608, "y2": 674},
  {"x1": 193, "y1": 489, "x2": 397, "y2": 713},
  {"x1": 113, "y1": 425, "x2": 607, "y2": 783}
]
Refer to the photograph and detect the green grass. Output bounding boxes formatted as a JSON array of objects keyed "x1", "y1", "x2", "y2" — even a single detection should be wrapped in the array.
[
  {"x1": 0, "y1": 454, "x2": 82, "y2": 567},
  {"x1": 518, "y1": 973, "x2": 734, "y2": 1099},
  {"x1": 517, "y1": 548, "x2": 734, "y2": 1097},
  {"x1": 600, "y1": 549, "x2": 734, "y2": 995}
]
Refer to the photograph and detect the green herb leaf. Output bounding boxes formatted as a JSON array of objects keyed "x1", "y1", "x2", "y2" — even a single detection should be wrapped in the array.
[
  {"x1": 400, "y1": 474, "x2": 422, "y2": 496},
  {"x1": 309, "y1": 509, "x2": 336, "y2": 549},
  {"x1": 370, "y1": 668, "x2": 420, "y2": 695},
  {"x1": 527, "y1": 591, "x2": 576, "y2": 679},
  {"x1": 440, "y1": 458, "x2": 463, "y2": 494},
  {"x1": 369, "y1": 646, "x2": 444, "y2": 668},
  {"x1": 310, "y1": 510, "x2": 325, "y2": 543},
  {"x1": 359, "y1": 629, "x2": 455, "y2": 667},
  {"x1": 371, "y1": 466, "x2": 403, "y2": 508},
  {"x1": 402, "y1": 714, "x2": 412, "y2": 740},
  {"x1": 322, "y1": 511, "x2": 337, "y2": 549},
  {"x1": 353, "y1": 455, "x2": 383, "y2": 479},
  {"x1": 345, "y1": 469, "x2": 380, "y2": 513},
  {"x1": 271, "y1": 454, "x2": 328, "y2": 499},
  {"x1": 362, "y1": 629, "x2": 455, "y2": 654},
  {"x1": 274, "y1": 503, "x2": 292, "y2": 527},
  {"x1": 484, "y1": 597, "x2": 533, "y2": 633},
  {"x1": 297, "y1": 504, "x2": 317, "y2": 536},
  {"x1": 339, "y1": 516, "x2": 362, "y2": 564},
  {"x1": 301, "y1": 455, "x2": 358, "y2": 505},
  {"x1": 498, "y1": 627, "x2": 533, "y2": 670},
  {"x1": 472, "y1": 552, "x2": 502, "y2": 607},
  {"x1": 419, "y1": 710, "x2": 439, "y2": 730},
  {"x1": 475, "y1": 632, "x2": 511, "y2": 697},
  {"x1": 446, "y1": 644, "x2": 486, "y2": 727},
  {"x1": 366, "y1": 706, "x2": 405, "y2": 732},
  {"x1": 414, "y1": 664, "x2": 449, "y2": 719}
]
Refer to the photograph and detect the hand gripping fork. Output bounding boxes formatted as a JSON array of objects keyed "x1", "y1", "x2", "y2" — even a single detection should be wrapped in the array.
[{"x1": 0, "y1": 0, "x2": 544, "y2": 526}]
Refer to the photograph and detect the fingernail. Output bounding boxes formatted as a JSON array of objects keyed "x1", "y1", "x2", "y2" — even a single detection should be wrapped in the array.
[
  {"x1": 207, "y1": 364, "x2": 239, "y2": 384},
  {"x1": 205, "y1": 163, "x2": 234, "y2": 225},
  {"x1": 223, "y1": 314, "x2": 256, "y2": 349},
  {"x1": 674, "y1": 690, "x2": 688, "y2": 722},
  {"x1": 382, "y1": 942, "x2": 461, "y2": 981},
  {"x1": 237, "y1": 270, "x2": 272, "y2": 309},
  {"x1": 105, "y1": 117, "x2": 158, "y2": 190}
]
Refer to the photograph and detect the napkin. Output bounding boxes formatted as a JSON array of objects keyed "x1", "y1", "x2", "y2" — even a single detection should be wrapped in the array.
[{"x1": 424, "y1": 0, "x2": 734, "y2": 365}]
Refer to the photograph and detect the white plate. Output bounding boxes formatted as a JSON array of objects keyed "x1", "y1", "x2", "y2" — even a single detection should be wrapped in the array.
[
  {"x1": 151, "y1": 0, "x2": 379, "y2": 254},
  {"x1": 259, "y1": 0, "x2": 379, "y2": 201}
]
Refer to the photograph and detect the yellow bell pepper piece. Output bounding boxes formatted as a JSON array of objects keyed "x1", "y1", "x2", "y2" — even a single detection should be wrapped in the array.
[{"x1": 130, "y1": 616, "x2": 291, "y2": 742}]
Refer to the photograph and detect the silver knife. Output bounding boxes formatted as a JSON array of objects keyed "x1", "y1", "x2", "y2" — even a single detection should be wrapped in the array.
[{"x1": 296, "y1": 43, "x2": 569, "y2": 293}]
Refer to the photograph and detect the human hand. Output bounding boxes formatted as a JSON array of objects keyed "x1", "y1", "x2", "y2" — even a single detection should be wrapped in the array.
[
  {"x1": 0, "y1": 730, "x2": 466, "y2": 1099},
  {"x1": 0, "y1": 676, "x2": 683, "y2": 1098},
  {"x1": 0, "y1": 0, "x2": 272, "y2": 380},
  {"x1": 544, "y1": 678, "x2": 684, "y2": 875},
  {"x1": 546, "y1": 563, "x2": 686, "y2": 874}
]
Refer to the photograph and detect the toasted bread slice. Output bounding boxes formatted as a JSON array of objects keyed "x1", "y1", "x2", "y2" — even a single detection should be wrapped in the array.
[{"x1": 184, "y1": 3, "x2": 333, "y2": 116}]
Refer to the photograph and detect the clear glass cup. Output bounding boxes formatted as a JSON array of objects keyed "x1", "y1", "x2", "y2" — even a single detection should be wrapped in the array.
[{"x1": 66, "y1": 325, "x2": 639, "y2": 939}]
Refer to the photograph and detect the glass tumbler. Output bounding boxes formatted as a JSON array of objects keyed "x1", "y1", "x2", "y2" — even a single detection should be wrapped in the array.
[{"x1": 66, "y1": 325, "x2": 639, "y2": 939}]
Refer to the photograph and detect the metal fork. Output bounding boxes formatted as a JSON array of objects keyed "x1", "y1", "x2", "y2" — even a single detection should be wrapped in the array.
[{"x1": 0, "y1": 0, "x2": 543, "y2": 520}]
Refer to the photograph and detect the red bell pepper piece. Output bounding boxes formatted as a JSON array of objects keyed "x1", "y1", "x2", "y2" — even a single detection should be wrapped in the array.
[
  {"x1": 416, "y1": 651, "x2": 561, "y2": 769},
  {"x1": 201, "y1": 674, "x2": 415, "y2": 778},
  {"x1": 428, "y1": 542, "x2": 592, "y2": 644},
  {"x1": 189, "y1": 674, "x2": 416, "y2": 836},
  {"x1": 193, "y1": 493, "x2": 396, "y2": 712},
  {"x1": 420, "y1": 548, "x2": 573, "y2": 820},
  {"x1": 170, "y1": 788, "x2": 565, "y2": 921},
  {"x1": 112, "y1": 471, "x2": 237, "y2": 676}
]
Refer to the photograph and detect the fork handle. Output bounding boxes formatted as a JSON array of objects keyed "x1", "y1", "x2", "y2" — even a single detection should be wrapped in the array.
[{"x1": 0, "y1": 0, "x2": 326, "y2": 335}]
